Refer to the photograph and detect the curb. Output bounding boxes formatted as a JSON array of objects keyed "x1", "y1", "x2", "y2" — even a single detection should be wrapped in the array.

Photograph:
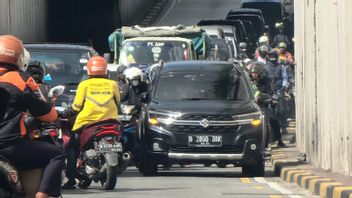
[{"x1": 272, "y1": 152, "x2": 352, "y2": 198}]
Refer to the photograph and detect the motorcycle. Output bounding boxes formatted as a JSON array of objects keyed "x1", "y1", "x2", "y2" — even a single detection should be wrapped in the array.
[
  {"x1": 75, "y1": 119, "x2": 130, "y2": 190},
  {"x1": 118, "y1": 104, "x2": 138, "y2": 172},
  {"x1": 0, "y1": 85, "x2": 65, "y2": 198}
]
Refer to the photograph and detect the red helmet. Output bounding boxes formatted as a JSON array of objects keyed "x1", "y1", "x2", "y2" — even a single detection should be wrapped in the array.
[
  {"x1": 0, "y1": 35, "x2": 25, "y2": 70},
  {"x1": 87, "y1": 56, "x2": 107, "y2": 76}
]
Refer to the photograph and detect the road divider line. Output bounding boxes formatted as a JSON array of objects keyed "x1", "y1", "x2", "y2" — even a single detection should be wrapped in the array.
[
  {"x1": 254, "y1": 177, "x2": 305, "y2": 198},
  {"x1": 270, "y1": 195, "x2": 282, "y2": 198},
  {"x1": 240, "y1": 177, "x2": 251, "y2": 184}
]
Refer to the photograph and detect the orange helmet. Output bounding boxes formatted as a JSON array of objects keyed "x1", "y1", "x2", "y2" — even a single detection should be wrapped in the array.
[
  {"x1": 87, "y1": 56, "x2": 107, "y2": 76},
  {"x1": 0, "y1": 35, "x2": 25, "y2": 70}
]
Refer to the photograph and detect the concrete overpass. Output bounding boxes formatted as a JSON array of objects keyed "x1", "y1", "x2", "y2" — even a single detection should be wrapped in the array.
[{"x1": 0, "y1": 0, "x2": 161, "y2": 53}]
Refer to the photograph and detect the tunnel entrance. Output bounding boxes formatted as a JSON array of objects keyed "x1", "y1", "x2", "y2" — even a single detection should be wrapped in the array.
[{"x1": 48, "y1": 0, "x2": 121, "y2": 54}]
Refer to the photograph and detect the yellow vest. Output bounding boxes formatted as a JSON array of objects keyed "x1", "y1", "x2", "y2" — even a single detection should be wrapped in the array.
[{"x1": 71, "y1": 77, "x2": 120, "y2": 131}]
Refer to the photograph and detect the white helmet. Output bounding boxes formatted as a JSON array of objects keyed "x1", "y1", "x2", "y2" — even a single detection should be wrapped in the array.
[
  {"x1": 258, "y1": 36, "x2": 269, "y2": 46},
  {"x1": 18, "y1": 48, "x2": 30, "y2": 71},
  {"x1": 124, "y1": 67, "x2": 144, "y2": 82}
]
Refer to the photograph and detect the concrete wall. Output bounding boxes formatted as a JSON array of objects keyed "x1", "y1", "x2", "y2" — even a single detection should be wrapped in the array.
[
  {"x1": 0, "y1": 0, "x2": 48, "y2": 42},
  {"x1": 119, "y1": 0, "x2": 157, "y2": 25},
  {"x1": 295, "y1": 0, "x2": 352, "y2": 176}
]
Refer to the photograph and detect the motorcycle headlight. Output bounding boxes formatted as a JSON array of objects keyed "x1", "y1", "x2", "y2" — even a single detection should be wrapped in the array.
[{"x1": 121, "y1": 105, "x2": 135, "y2": 115}]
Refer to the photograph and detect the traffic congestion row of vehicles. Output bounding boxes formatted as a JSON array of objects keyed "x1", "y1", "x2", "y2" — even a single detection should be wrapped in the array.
[{"x1": 0, "y1": 0, "x2": 295, "y2": 195}]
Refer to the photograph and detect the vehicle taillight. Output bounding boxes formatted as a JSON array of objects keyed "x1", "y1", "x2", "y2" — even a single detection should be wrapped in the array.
[
  {"x1": 49, "y1": 130, "x2": 57, "y2": 137},
  {"x1": 184, "y1": 50, "x2": 189, "y2": 60}
]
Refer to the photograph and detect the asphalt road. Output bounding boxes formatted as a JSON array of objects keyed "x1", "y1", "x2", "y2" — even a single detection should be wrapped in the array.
[
  {"x1": 62, "y1": 1, "x2": 315, "y2": 197},
  {"x1": 62, "y1": 164, "x2": 317, "y2": 198}
]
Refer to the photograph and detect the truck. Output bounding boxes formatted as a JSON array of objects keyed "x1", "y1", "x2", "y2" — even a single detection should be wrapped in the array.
[{"x1": 108, "y1": 25, "x2": 211, "y2": 68}]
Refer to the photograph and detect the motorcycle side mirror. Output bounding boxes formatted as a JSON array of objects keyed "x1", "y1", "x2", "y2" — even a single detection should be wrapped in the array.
[
  {"x1": 140, "y1": 92, "x2": 150, "y2": 103},
  {"x1": 61, "y1": 102, "x2": 68, "y2": 109},
  {"x1": 48, "y1": 85, "x2": 65, "y2": 98}
]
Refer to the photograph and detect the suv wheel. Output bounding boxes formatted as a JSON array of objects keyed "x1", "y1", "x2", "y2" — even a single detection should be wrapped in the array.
[
  {"x1": 139, "y1": 157, "x2": 157, "y2": 176},
  {"x1": 138, "y1": 143, "x2": 158, "y2": 176},
  {"x1": 242, "y1": 160, "x2": 265, "y2": 177}
]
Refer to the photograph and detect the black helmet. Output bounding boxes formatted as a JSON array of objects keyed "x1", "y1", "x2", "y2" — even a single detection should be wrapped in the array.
[
  {"x1": 27, "y1": 60, "x2": 45, "y2": 83},
  {"x1": 251, "y1": 62, "x2": 266, "y2": 77},
  {"x1": 268, "y1": 49, "x2": 279, "y2": 64}
]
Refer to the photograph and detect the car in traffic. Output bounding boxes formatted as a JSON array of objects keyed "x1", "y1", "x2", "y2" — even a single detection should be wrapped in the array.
[
  {"x1": 24, "y1": 43, "x2": 99, "y2": 105},
  {"x1": 137, "y1": 61, "x2": 266, "y2": 177},
  {"x1": 239, "y1": 0, "x2": 294, "y2": 37}
]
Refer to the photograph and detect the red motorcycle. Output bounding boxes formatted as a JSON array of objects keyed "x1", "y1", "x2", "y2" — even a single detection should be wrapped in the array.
[{"x1": 74, "y1": 119, "x2": 129, "y2": 190}]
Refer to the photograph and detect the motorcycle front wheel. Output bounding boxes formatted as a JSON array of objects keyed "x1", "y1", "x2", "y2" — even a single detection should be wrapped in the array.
[{"x1": 100, "y1": 165, "x2": 118, "y2": 190}]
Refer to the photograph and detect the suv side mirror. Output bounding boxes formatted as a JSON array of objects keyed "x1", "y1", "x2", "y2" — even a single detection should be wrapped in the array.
[{"x1": 103, "y1": 53, "x2": 112, "y2": 63}]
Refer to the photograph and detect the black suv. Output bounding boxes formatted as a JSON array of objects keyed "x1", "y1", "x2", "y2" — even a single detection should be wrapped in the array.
[{"x1": 138, "y1": 61, "x2": 266, "y2": 176}]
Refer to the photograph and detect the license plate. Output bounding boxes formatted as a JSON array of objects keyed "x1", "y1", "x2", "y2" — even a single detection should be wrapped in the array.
[
  {"x1": 118, "y1": 115, "x2": 132, "y2": 121},
  {"x1": 99, "y1": 142, "x2": 123, "y2": 152},
  {"x1": 188, "y1": 135, "x2": 222, "y2": 147}
]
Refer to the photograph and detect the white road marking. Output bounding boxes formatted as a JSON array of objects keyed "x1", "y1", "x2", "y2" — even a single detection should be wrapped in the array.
[{"x1": 254, "y1": 177, "x2": 304, "y2": 198}]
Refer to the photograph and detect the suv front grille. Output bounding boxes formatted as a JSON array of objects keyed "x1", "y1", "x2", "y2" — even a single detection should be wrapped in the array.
[
  {"x1": 168, "y1": 125, "x2": 239, "y2": 133},
  {"x1": 171, "y1": 146, "x2": 243, "y2": 153}
]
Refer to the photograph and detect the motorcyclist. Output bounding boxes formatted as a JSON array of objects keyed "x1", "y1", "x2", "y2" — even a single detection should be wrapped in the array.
[
  {"x1": 124, "y1": 67, "x2": 149, "y2": 111},
  {"x1": 60, "y1": 55, "x2": 121, "y2": 189},
  {"x1": 253, "y1": 45, "x2": 269, "y2": 64},
  {"x1": 264, "y1": 49, "x2": 289, "y2": 147},
  {"x1": 277, "y1": 42, "x2": 294, "y2": 66},
  {"x1": 250, "y1": 62, "x2": 282, "y2": 147},
  {"x1": 25, "y1": 60, "x2": 53, "y2": 133},
  {"x1": 26, "y1": 60, "x2": 50, "y2": 97},
  {"x1": 0, "y1": 35, "x2": 64, "y2": 198},
  {"x1": 238, "y1": 42, "x2": 249, "y2": 60},
  {"x1": 255, "y1": 36, "x2": 271, "y2": 58},
  {"x1": 272, "y1": 22, "x2": 291, "y2": 50},
  {"x1": 116, "y1": 65, "x2": 129, "y2": 102}
]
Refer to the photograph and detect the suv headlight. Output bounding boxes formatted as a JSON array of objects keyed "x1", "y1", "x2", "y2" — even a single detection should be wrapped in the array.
[
  {"x1": 148, "y1": 111, "x2": 183, "y2": 126},
  {"x1": 232, "y1": 112, "x2": 263, "y2": 127}
]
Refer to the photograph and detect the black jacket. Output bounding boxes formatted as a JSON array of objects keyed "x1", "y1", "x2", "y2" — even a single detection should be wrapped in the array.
[
  {"x1": 0, "y1": 70, "x2": 57, "y2": 147},
  {"x1": 127, "y1": 81, "x2": 149, "y2": 110}
]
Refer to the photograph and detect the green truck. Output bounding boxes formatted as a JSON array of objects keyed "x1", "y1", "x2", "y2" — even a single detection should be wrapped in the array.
[{"x1": 108, "y1": 25, "x2": 211, "y2": 68}]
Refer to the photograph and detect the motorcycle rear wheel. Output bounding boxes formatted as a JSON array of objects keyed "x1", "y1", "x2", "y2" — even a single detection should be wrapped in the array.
[{"x1": 101, "y1": 165, "x2": 118, "y2": 190}]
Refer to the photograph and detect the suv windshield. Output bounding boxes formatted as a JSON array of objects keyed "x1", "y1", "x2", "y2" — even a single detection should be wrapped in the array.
[
  {"x1": 154, "y1": 72, "x2": 252, "y2": 101},
  {"x1": 120, "y1": 41, "x2": 190, "y2": 66},
  {"x1": 29, "y1": 51, "x2": 90, "y2": 85}
]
